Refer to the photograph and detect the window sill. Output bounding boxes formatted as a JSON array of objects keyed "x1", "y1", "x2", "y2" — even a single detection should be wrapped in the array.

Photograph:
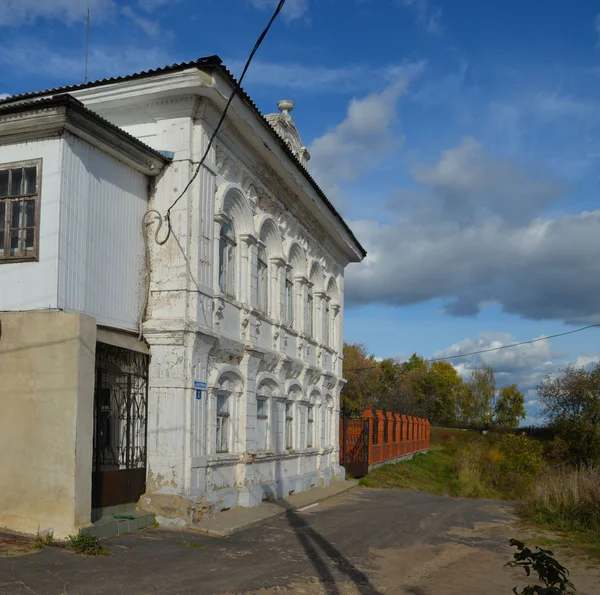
[{"x1": 0, "y1": 255, "x2": 39, "y2": 264}]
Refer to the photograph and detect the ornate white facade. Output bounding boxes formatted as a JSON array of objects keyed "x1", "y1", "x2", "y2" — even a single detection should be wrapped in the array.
[{"x1": 0, "y1": 57, "x2": 365, "y2": 526}]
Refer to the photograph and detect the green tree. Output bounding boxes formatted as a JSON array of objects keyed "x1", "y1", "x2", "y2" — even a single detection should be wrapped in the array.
[
  {"x1": 420, "y1": 361, "x2": 462, "y2": 426},
  {"x1": 341, "y1": 343, "x2": 379, "y2": 414},
  {"x1": 467, "y1": 365, "x2": 496, "y2": 426},
  {"x1": 494, "y1": 384, "x2": 526, "y2": 427},
  {"x1": 538, "y1": 363, "x2": 600, "y2": 464}
]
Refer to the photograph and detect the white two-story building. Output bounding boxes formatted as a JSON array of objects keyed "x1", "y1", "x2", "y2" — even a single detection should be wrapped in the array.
[{"x1": 0, "y1": 56, "x2": 365, "y2": 537}]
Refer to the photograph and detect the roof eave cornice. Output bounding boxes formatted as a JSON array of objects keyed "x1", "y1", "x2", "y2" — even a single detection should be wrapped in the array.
[{"x1": 0, "y1": 104, "x2": 166, "y2": 176}]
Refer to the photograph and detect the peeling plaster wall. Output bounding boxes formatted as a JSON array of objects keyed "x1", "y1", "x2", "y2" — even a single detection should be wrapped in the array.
[{"x1": 85, "y1": 92, "x2": 347, "y2": 522}]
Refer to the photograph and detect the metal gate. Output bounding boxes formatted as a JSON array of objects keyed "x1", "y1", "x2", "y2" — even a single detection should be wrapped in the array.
[
  {"x1": 340, "y1": 411, "x2": 370, "y2": 478},
  {"x1": 92, "y1": 342, "x2": 149, "y2": 511}
]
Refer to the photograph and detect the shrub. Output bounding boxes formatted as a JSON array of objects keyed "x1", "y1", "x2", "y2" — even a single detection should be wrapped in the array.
[
  {"x1": 506, "y1": 539, "x2": 575, "y2": 594},
  {"x1": 500, "y1": 433, "x2": 544, "y2": 478},
  {"x1": 67, "y1": 533, "x2": 109, "y2": 556},
  {"x1": 520, "y1": 465, "x2": 600, "y2": 534},
  {"x1": 33, "y1": 530, "x2": 54, "y2": 549}
]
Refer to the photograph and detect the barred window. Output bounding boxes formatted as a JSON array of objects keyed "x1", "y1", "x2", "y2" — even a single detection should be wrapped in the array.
[{"x1": 0, "y1": 160, "x2": 41, "y2": 262}]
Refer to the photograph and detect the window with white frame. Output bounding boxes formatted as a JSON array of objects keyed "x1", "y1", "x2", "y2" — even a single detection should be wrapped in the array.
[
  {"x1": 219, "y1": 221, "x2": 236, "y2": 297},
  {"x1": 307, "y1": 285, "x2": 314, "y2": 336},
  {"x1": 285, "y1": 269, "x2": 294, "y2": 325},
  {"x1": 257, "y1": 246, "x2": 268, "y2": 314},
  {"x1": 285, "y1": 401, "x2": 294, "y2": 450},
  {"x1": 307, "y1": 405, "x2": 314, "y2": 447},
  {"x1": 216, "y1": 394, "x2": 230, "y2": 453},
  {"x1": 0, "y1": 160, "x2": 41, "y2": 262},
  {"x1": 256, "y1": 397, "x2": 268, "y2": 451}
]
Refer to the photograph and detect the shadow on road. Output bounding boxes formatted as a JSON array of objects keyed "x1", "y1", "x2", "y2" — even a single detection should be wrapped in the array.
[{"x1": 272, "y1": 497, "x2": 382, "y2": 595}]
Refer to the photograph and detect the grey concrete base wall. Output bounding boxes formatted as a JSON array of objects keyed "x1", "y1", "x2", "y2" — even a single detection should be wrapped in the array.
[
  {"x1": 368, "y1": 449, "x2": 429, "y2": 472},
  {"x1": 0, "y1": 310, "x2": 96, "y2": 538}
]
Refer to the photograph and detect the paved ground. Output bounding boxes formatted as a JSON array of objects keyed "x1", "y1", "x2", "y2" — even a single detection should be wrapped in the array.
[{"x1": 1, "y1": 488, "x2": 598, "y2": 594}]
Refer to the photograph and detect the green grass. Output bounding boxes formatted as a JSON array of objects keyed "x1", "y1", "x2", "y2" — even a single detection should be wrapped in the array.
[
  {"x1": 530, "y1": 532, "x2": 600, "y2": 562},
  {"x1": 359, "y1": 444, "x2": 502, "y2": 499},
  {"x1": 359, "y1": 449, "x2": 459, "y2": 495}
]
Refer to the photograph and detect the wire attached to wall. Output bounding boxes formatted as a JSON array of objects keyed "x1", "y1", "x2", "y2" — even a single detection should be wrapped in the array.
[{"x1": 150, "y1": 0, "x2": 286, "y2": 247}]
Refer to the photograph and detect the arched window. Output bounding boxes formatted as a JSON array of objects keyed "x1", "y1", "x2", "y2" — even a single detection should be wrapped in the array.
[
  {"x1": 257, "y1": 245, "x2": 268, "y2": 314},
  {"x1": 285, "y1": 268, "x2": 294, "y2": 325},
  {"x1": 219, "y1": 221, "x2": 236, "y2": 297}
]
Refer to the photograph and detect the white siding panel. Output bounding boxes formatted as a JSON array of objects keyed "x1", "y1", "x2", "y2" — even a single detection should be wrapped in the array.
[
  {"x1": 0, "y1": 138, "x2": 62, "y2": 311},
  {"x1": 58, "y1": 134, "x2": 148, "y2": 331}
]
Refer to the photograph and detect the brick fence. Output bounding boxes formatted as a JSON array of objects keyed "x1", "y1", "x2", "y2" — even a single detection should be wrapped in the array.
[{"x1": 340, "y1": 408, "x2": 431, "y2": 477}]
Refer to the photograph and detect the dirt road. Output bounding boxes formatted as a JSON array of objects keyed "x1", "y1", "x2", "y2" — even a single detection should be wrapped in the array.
[{"x1": 1, "y1": 488, "x2": 597, "y2": 594}]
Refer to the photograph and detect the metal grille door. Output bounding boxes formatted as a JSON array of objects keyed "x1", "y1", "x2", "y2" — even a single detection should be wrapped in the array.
[{"x1": 92, "y1": 342, "x2": 149, "y2": 510}]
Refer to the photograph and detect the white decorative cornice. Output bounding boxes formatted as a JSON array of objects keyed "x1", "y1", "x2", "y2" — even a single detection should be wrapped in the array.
[{"x1": 265, "y1": 100, "x2": 310, "y2": 167}]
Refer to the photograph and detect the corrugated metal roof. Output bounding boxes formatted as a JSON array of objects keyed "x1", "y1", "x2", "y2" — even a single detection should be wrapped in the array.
[
  {"x1": 0, "y1": 55, "x2": 366, "y2": 257},
  {"x1": 0, "y1": 94, "x2": 170, "y2": 164}
]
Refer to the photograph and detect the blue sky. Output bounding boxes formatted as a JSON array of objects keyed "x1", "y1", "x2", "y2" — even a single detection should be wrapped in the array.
[{"x1": 2, "y1": 0, "x2": 600, "y2": 421}]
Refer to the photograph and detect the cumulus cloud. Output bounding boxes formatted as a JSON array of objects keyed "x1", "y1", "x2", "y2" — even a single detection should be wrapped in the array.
[
  {"x1": 0, "y1": 94, "x2": 9, "y2": 100},
  {"x1": 344, "y1": 133, "x2": 600, "y2": 324},
  {"x1": 435, "y1": 332, "x2": 556, "y2": 391},
  {"x1": 248, "y1": 0, "x2": 309, "y2": 22},
  {"x1": 411, "y1": 136, "x2": 565, "y2": 225},
  {"x1": 348, "y1": 210, "x2": 600, "y2": 322},
  {"x1": 309, "y1": 64, "x2": 424, "y2": 208},
  {"x1": 428, "y1": 333, "x2": 599, "y2": 423}
]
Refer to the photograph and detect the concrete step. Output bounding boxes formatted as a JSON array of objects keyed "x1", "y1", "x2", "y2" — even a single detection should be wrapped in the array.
[{"x1": 81, "y1": 511, "x2": 155, "y2": 539}]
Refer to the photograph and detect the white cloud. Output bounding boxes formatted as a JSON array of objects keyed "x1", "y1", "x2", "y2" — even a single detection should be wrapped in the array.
[
  {"x1": 249, "y1": 0, "x2": 309, "y2": 22},
  {"x1": 0, "y1": 94, "x2": 9, "y2": 100},
  {"x1": 343, "y1": 134, "x2": 600, "y2": 325},
  {"x1": 398, "y1": 0, "x2": 442, "y2": 35},
  {"x1": 121, "y1": 6, "x2": 160, "y2": 37},
  {"x1": 411, "y1": 136, "x2": 565, "y2": 224},
  {"x1": 347, "y1": 209, "x2": 600, "y2": 323},
  {"x1": 227, "y1": 59, "x2": 423, "y2": 93},
  {"x1": 438, "y1": 332, "x2": 555, "y2": 390},
  {"x1": 0, "y1": 0, "x2": 115, "y2": 26},
  {"x1": 309, "y1": 64, "x2": 425, "y2": 209},
  {"x1": 0, "y1": 40, "x2": 170, "y2": 82}
]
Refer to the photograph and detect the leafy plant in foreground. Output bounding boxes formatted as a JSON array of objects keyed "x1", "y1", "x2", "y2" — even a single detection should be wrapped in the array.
[
  {"x1": 506, "y1": 539, "x2": 575, "y2": 594},
  {"x1": 67, "y1": 533, "x2": 109, "y2": 556}
]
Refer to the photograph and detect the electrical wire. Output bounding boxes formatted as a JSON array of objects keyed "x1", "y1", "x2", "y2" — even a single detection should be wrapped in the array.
[
  {"x1": 345, "y1": 324, "x2": 600, "y2": 371},
  {"x1": 155, "y1": 0, "x2": 287, "y2": 246}
]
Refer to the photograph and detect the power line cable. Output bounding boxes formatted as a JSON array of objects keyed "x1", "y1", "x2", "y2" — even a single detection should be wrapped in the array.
[
  {"x1": 154, "y1": 0, "x2": 286, "y2": 246},
  {"x1": 345, "y1": 323, "x2": 600, "y2": 371},
  {"x1": 425, "y1": 324, "x2": 600, "y2": 362}
]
